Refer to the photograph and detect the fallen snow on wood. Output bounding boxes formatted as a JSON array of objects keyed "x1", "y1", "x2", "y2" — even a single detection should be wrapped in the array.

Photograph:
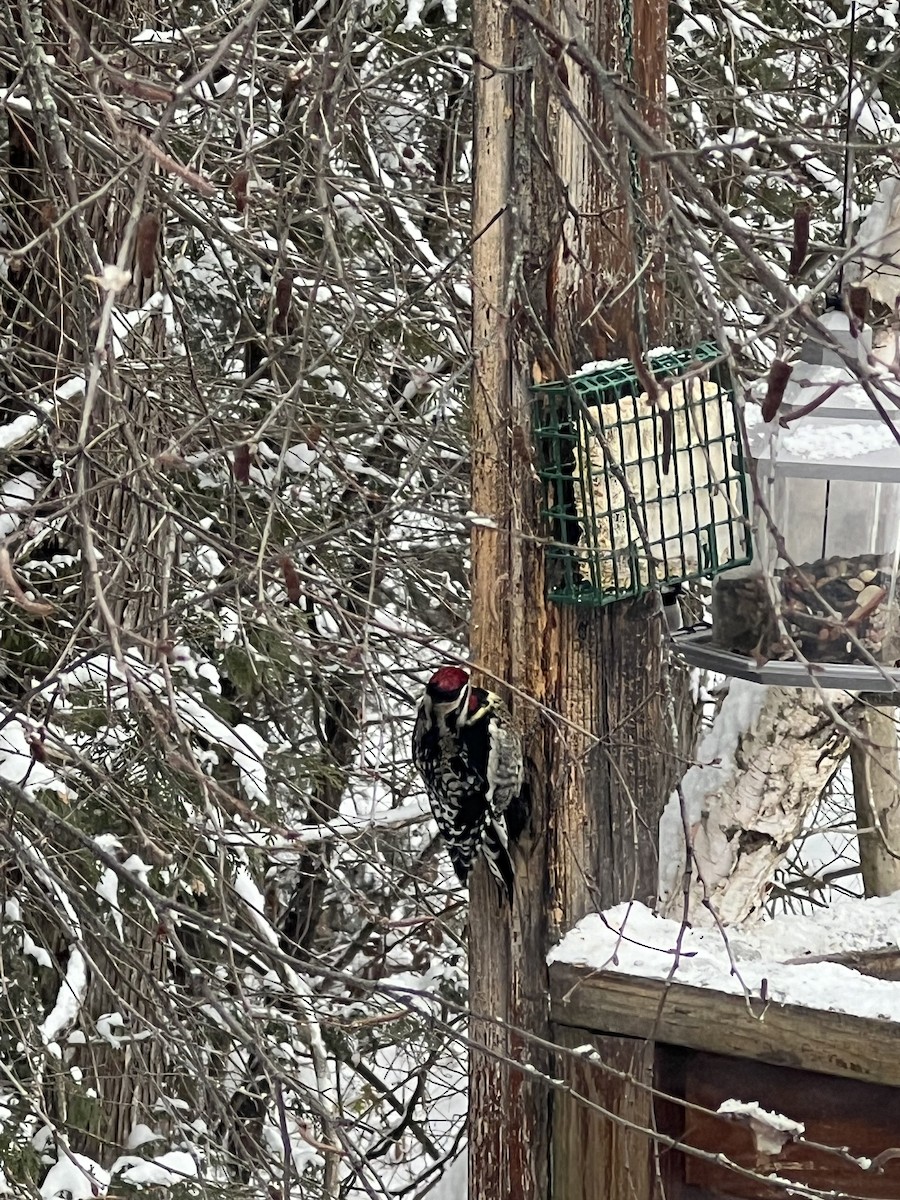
[
  {"x1": 716, "y1": 1099, "x2": 804, "y2": 1156},
  {"x1": 548, "y1": 896, "x2": 900, "y2": 1020}
]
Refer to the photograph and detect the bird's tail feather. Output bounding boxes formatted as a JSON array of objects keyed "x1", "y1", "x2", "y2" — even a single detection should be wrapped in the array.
[{"x1": 483, "y1": 820, "x2": 515, "y2": 902}]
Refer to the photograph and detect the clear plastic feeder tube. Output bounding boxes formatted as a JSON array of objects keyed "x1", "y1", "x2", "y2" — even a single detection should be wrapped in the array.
[{"x1": 712, "y1": 413, "x2": 900, "y2": 668}]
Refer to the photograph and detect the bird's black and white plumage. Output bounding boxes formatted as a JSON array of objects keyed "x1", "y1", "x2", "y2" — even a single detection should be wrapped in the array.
[{"x1": 412, "y1": 666, "x2": 526, "y2": 900}]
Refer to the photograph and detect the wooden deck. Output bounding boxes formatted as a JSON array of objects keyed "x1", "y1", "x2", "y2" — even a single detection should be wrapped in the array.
[{"x1": 551, "y1": 959, "x2": 900, "y2": 1088}]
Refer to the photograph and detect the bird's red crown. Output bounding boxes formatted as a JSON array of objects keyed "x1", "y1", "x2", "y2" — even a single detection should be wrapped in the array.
[{"x1": 427, "y1": 666, "x2": 470, "y2": 699}]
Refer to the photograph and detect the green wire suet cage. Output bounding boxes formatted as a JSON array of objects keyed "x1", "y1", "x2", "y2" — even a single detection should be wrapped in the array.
[{"x1": 531, "y1": 343, "x2": 752, "y2": 606}]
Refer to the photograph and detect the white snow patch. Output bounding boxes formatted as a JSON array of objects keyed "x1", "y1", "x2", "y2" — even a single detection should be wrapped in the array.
[
  {"x1": 549, "y1": 896, "x2": 900, "y2": 1020},
  {"x1": 659, "y1": 680, "x2": 768, "y2": 906},
  {"x1": 717, "y1": 1099, "x2": 804, "y2": 1156},
  {"x1": 233, "y1": 866, "x2": 276, "y2": 946},
  {"x1": 0, "y1": 719, "x2": 67, "y2": 797},
  {"x1": 132, "y1": 27, "x2": 187, "y2": 42},
  {"x1": 115, "y1": 1150, "x2": 197, "y2": 1187},
  {"x1": 125, "y1": 1124, "x2": 162, "y2": 1151},
  {"x1": 120, "y1": 1147, "x2": 196, "y2": 1185},
  {"x1": 122, "y1": 854, "x2": 152, "y2": 886},
  {"x1": 96, "y1": 1012, "x2": 126, "y2": 1048},
  {"x1": 40, "y1": 1151, "x2": 110, "y2": 1199},
  {"x1": 0, "y1": 413, "x2": 40, "y2": 452},
  {"x1": 22, "y1": 931, "x2": 52, "y2": 969},
  {"x1": 565, "y1": 346, "x2": 677, "y2": 381},
  {"x1": 230, "y1": 723, "x2": 268, "y2": 802},
  {"x1": 262, "y1": 1118, "x2": 323, "y2": 1174},
  {"x1": 175, "y1": 696, "x2": 268, "y2": 804},
  {"x1": 39, "y1": 946, "x2": 87, "y2": 1044},
  {"x1": 55, "y1": 375, "x2": 86, "y2": 401},
  {"x1": 779, "y1": 419, "x2": 899, "y2": 461},
  {"x1": 0, "y1": 471, "x2": 39, "y2": 537},
  {"x1": 96, "y1": 868, "x2": 123, "y2": 939}
]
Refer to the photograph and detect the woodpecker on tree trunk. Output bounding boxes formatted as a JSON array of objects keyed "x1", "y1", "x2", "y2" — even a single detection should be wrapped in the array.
[{"x1": 412, "y1": 666, "x2": 527, "y2": 900}]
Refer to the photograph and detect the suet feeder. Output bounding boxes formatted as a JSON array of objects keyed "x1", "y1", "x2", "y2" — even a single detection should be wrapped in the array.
[
  {"x1": 531, "y1": 343, "x2": 752, "y2": 606},
  {"x1": 675, "y1": 311, "x2": 900, "y2": 691}
]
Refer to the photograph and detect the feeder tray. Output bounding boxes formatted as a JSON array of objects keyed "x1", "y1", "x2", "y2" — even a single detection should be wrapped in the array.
[
  {"x1": 674, "y1": 625, "x2": 900, "y2": 692},
  {"x1": 532, "y1": 343, "x2": 752, "y2": 605}
]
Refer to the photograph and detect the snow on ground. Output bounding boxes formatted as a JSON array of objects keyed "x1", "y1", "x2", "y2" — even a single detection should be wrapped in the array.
[
  {"x1": 549, "y1": 895, "x2": 900, "y2": 1020},
  {"x1": 426, "y1": 1151, "x2": 467, "y2": 1199}
]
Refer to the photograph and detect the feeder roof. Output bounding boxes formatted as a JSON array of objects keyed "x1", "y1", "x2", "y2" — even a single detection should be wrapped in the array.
[
  {"x1": 779, "y1": 363, "x2": 900, "y2": 422},
  {"x1": 747, "y1": 380, "x2": 900, "y2": 478},
  {"x1": 797, "y1": 308, "x2": 872, "y2": 369}
]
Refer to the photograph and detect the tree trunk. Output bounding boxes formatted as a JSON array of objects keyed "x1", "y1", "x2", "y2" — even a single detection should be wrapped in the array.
[
  {"x1": 660, "y1": 682, "x2": 859, "y2": 925},
  {"x1": 469, "y1": 0, "x2": 667, "y2": 1192},
  {"x1": 850, "y1": 706, "x2": 900, "y2": 898},
  {"x1": 469, "y1": 3, "x2": 550, "y2": 1186}
]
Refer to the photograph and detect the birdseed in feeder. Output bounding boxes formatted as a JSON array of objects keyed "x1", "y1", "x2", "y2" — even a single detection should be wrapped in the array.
[{"x1": 712, "y1": 553, "x2": 900, "y2": 666}]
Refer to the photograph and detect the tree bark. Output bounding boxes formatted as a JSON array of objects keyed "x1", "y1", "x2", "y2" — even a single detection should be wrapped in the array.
[
  {"x1": 660, "y1": 682, "x2": 858, "y2": 925},
  {"x1": 469, "y1": 0, "x2": 668, "y2": 1192},
  {"x1": 469, "y1": 5, "x2": 551, "y2": 1190}
]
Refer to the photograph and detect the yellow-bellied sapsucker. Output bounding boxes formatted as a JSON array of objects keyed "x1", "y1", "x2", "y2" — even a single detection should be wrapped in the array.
[{"x1": 412, "y1": 666, "x2": 526, "y2": 900}]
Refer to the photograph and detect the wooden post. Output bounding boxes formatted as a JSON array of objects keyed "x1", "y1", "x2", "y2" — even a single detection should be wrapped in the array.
[
  {"x1": 470, "y1": 0, "x2": 668, "y2": 1193},
  {"x1": 850, "y1": 707, "x2": 900, "y2": 898},
  {"x1": 469, "y1": 3, "x2": 551, "y2": 1191}
]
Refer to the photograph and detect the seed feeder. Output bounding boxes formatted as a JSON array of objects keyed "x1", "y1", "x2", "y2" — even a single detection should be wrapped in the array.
[
  {"x1": 674, "y1": 309, "x2": 900, "y2": 690},
  {"x1": 531, "y1": 343, "x2": 751, "y2": 606}
]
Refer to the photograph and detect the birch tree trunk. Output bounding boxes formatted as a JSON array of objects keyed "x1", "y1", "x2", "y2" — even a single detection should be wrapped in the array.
[{"x1": 660, "y1": 681, "x2": 859, "y2": 925}]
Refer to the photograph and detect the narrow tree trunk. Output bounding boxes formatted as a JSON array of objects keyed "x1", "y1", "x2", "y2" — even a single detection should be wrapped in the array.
[
  {"x1": 850, "y1": 707, "x2": 900, "y2": 898},
  {"x1": 469, "y1": 6, "x2": 550, "y2": 1189},
  {"x1": 470, "y1": 0, "x2": 667, "y2": 1193}
]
